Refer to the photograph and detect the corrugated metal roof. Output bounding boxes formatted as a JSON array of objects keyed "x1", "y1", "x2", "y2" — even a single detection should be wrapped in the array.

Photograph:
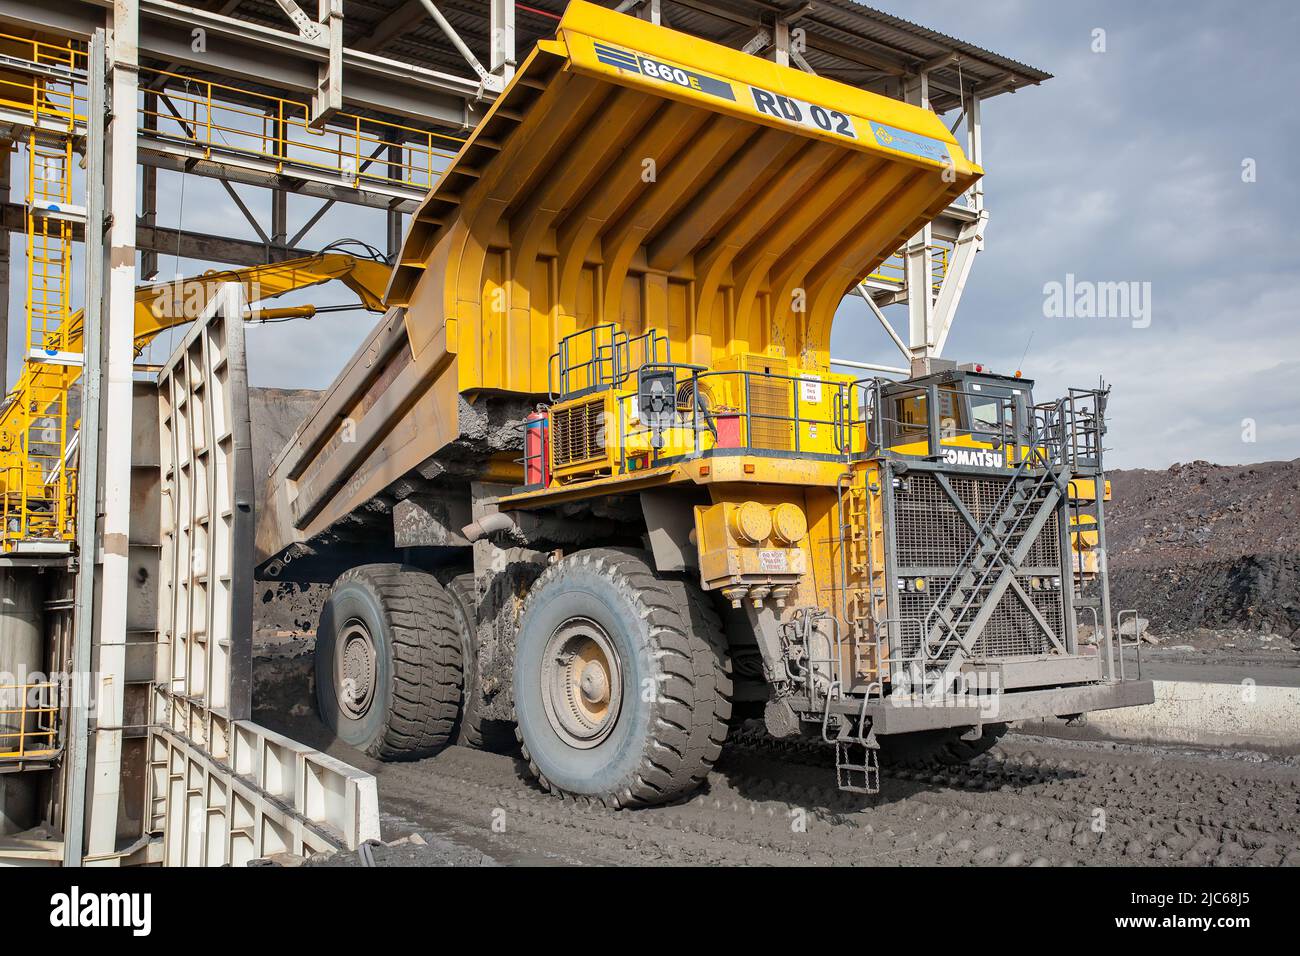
[
  {"x1": 811, "y1": 0, "x2": 1051, "y2": 84},
  {"x1": 185, "y1": 1, "x2": 1051, "y2": 120}
]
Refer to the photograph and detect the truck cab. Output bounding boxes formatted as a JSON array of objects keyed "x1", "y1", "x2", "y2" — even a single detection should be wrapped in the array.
[{"x1": 880, "y1": 366, "x2": 1035, "y2": 469}]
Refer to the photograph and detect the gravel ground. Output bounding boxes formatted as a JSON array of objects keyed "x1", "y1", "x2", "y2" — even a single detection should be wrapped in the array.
[{"x1": 269, "y1": 718, "x2": 1300, "y2": 868}]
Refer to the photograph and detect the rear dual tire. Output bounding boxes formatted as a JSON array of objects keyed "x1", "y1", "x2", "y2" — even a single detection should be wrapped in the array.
[{"x1": 315, "y1": 564, "x2": 463, "y2": 760}]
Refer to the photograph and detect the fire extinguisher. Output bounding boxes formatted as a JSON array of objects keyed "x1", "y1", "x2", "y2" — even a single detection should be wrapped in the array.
[{"x1": 525, "y1": 409, "x2": 550, "y2": 487}]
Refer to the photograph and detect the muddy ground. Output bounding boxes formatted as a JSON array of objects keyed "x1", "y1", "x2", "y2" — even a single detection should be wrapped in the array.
[{"x1": 256, "y1": 705, "x2": 1300, "y2": 867}]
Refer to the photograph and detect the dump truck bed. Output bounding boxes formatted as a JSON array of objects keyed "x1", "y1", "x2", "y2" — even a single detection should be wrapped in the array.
[{"x1": 256, "y1": 0, "x2": 979, "y2": 565}]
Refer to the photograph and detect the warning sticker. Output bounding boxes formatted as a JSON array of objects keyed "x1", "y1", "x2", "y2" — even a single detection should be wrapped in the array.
[{"x1": 759, "y1": 549, "x2": 790, "y2": 573}]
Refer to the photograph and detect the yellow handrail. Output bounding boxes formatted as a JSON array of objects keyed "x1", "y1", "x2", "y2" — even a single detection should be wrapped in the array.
[{"x1": 0, "y1": 681, "x2": 59, "y2": 760}]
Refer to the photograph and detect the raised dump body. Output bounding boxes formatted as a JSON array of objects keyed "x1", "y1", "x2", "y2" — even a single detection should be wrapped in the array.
[
  {"x1": 258, "y1": 0, "x2": 978, "y2": 563},
  {"x1": 261, "y1": 2, "x2": 1151, "y2": 808}
]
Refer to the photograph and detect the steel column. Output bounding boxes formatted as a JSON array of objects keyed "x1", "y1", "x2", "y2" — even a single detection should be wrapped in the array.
[
  {"x1": 0, "y1": 153, "x2": 8, "y2": 395},
  {"x1": 902, "y1": 72, "x2": 933, "y2": 358},
  {"x1": 63, "y1": 28, "x2": 107, "y2": 869},
  {"x1": 490, "y1": 0, "x2": 516, "y2": 84},
  {"x1": 84, "y1": 0, "x2": 139, "y2": 865}
]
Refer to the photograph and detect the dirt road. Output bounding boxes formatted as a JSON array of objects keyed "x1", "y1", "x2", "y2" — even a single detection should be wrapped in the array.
[{"x1": 295, "y1": 721, "x2": 1300, "y2": 867}]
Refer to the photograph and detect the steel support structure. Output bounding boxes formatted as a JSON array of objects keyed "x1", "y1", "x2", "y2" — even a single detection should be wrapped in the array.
[
  {"x1": 902, "y1": 70, "x2": 933, "y2": 362},
  {"x1": 79, "y1": 0, "x2": 138, "y2": 868},
  {"x1": 0, "y1": 152, "x2": 8, "y2": 395},
  {"x1": 62, "y1": 28, "x2": 107, "y2": 869}
]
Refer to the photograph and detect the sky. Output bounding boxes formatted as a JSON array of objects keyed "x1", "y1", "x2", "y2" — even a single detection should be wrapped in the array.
[
  {"x1": 6, "y1": 0, "x2": 1297, "y2": 470},
  {"x1": 830, "y1": 0, "x2": 1300, "y2": 469}
]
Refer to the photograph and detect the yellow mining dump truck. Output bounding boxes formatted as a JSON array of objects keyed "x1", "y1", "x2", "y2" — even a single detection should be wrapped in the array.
[{"x1": 257, "y1": 2, "x2": 1152, "y2": 805}]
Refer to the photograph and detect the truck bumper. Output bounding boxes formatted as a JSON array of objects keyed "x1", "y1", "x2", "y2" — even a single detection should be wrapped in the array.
[{"x1": 861, "y1": 679, "x2": 1155, "y2": 735}]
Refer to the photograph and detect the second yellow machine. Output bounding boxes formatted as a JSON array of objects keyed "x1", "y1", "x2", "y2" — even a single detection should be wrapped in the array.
[{"x1": 258, "y1": 2, "x2": 1151, "y2": 805}]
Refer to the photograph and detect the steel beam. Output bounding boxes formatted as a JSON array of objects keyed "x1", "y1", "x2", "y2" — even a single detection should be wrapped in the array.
[
  {"x1": 311, "y1": 0, "x2": 343, "y2": 127},
  {"x1": 418, "y1": 0, "x2": 499, "y2": 92},
  {"x1": 490, "y1": 0, "x2": 516, "y2": 84},
  {"x1": 0, "y1": 203, "x2": 315, "y2": 266},
  {"x1": 0, "y1": 0, "x2": 478, "y2": 128},
  {"x1": 929, "y1": 211, "x2": 987, "y2": 357},
  {"x1": 902, "y1": 71, "x2": 934, "y2": 358},
  {"x1": 966, "y1": 93, "x2": 984, "y2": 212},
  {"x1": 0, "y1": 151, "x2": 8, "y2": 395},
  {"x1": 135, "y1": 144, "x2": 427, "y2": 211},
  {"x1": 854, "y1": 283, "x2": 910, "y2": 361},
  {"x1": 140, "y1": 91, "x2": 159, "y2": 279}
]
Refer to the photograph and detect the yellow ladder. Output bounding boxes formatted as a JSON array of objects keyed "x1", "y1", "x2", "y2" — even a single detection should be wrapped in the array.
[{"x1": 3, "y1": 132, "x2": 77, "y2": 546}]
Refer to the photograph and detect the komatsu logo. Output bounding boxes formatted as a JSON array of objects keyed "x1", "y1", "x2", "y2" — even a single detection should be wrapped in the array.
[{"x1": 942, "y1": 448, "x2": 1004, "y2": 468}]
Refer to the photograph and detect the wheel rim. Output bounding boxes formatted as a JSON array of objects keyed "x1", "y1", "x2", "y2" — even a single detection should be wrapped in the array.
[
  {"x1": 337, "y1": 618, "x2": 377, "y2": 719},
  {"x1": 540, "y1": 617, "x2": 623, "y2": 749}
]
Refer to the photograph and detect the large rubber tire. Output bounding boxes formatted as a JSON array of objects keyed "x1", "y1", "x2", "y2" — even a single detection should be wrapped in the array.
[
  {"x1": 439, "y1": 571, "x2": 493, "y2": 749},
  {"x1": 513, "y1": 548, "x2": 732, "y2": 808},
  {"x1": 315, "y1": 564, "x2": 462, "y2": 760},
  {"x1": 878, "y1": 722, "x2": 1009, "y2": 769}
]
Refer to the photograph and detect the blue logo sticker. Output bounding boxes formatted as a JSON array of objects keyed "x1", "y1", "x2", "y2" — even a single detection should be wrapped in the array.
[{"x1": 869, "y1": 123, "x2": 951, "y2": 164}]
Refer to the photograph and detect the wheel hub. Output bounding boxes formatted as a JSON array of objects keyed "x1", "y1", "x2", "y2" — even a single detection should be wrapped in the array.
[
  {"x1": 337, "y1": 619, "x2": 377, "y2": 719},
  {"x1": 541, "y1": 618, "x2": 622, "y2": 749}
]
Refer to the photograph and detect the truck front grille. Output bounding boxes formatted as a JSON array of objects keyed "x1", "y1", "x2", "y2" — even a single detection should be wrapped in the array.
[{"x1": 890, "y1": 471, "x2": 1064, "y2": 662}]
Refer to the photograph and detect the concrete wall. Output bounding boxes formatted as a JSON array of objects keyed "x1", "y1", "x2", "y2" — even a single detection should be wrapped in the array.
[{"x1": 1021, "y1": 680, "x2": 1300, "y2": 753}]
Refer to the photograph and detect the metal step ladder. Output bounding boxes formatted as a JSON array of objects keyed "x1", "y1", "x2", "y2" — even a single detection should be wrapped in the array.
[{"x1": 834, "y1": 738, "x2": 880, "y2": 795}]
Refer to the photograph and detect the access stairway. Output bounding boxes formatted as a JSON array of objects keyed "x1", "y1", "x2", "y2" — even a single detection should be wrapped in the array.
[{"x1": 919, "y1": 456, "x2": 1070, "y2": 692}]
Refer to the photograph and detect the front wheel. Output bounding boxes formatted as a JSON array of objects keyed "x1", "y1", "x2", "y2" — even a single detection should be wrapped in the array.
[{"x1": 513, "y1": 549, "x2": 732, "y2": 808}]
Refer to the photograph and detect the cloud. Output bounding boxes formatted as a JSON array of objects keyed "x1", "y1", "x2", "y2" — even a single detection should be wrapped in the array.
[{"x1": 830, "y1": 0, "x2": 1300, "y2": 467}]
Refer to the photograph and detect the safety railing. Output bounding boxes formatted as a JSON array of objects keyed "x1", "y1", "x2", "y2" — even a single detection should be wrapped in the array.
[
  {"x1": 138, "y1": 66, "x2": 465, "y2": 191},
  {"x1": 0, "y1": 30, "x2": 464, "y2": 192},
  {"x1": 548, "y1": 324, "x2": 671, "y2": 400},
  {"x1": 866, "y1": 240, "x2": 951, "y2": 295},
  {"x1": 1052, "y1": 387, "x2": 1108, "y2": 472},
  {"x1": 0, "y1": 681, "x2": 60, "y2": 760},
  {"x1": 606, "y1": 364, "x2": 855, "y2": 469},
  {"x1": 0, "y1": 30, "x2": 87, "y2": 127}
]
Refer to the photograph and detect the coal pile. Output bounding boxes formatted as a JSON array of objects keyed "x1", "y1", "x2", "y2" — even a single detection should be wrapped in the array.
[{"x1": 1104, "y1": 459, "x2": 1300, "y2": 635}]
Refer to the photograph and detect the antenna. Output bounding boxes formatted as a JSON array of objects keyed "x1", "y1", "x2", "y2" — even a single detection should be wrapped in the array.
[{"x1": 1016, "y1": 330, "x2": 1035, "y2": 374}]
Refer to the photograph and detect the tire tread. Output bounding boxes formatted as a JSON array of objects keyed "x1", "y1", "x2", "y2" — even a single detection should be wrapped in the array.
[{"x1": 514, "y1": 548, "x2": 732, "y2": 808}]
